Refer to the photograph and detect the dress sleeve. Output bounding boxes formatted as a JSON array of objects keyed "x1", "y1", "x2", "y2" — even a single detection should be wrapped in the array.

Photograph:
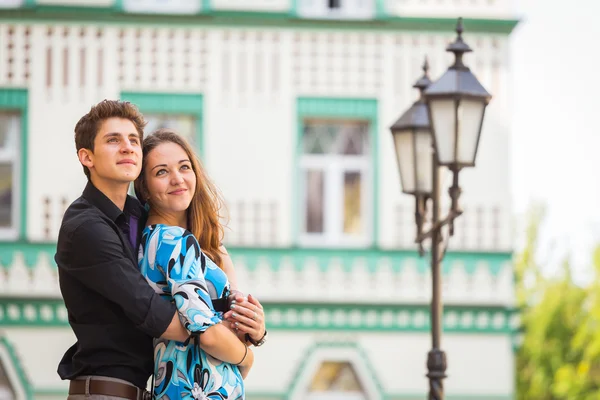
[{"x1": 155, "y1": 226, "x2": 221, "y2": 334}]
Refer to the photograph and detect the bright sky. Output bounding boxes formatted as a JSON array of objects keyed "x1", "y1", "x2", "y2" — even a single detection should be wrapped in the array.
[{"x1": 511, "y1": 0, "x2": 600, "y2": 279}]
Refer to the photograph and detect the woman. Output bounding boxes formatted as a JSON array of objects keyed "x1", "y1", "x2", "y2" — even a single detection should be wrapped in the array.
[{"x1": 134, "y1": 129, "x2": 266, "y2": 399}]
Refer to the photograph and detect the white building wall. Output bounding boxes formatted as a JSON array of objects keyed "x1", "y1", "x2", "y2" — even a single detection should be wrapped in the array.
[
  {"x1": 0, "y1": 20, "x2": 517, "y2": 300},
  {"x1": 0, "y1": 22, "x2": 513, "y2": 249}
]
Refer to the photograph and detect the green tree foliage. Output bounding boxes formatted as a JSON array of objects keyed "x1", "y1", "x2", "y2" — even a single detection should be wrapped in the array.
[{"x1": 515, "y1": 206, "x2": 600, "y2": 399}]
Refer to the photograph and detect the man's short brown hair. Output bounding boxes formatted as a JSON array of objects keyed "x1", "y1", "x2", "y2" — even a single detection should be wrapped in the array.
[{"x1": 74, "y1": 99, "x2": 147, "y2": 179}]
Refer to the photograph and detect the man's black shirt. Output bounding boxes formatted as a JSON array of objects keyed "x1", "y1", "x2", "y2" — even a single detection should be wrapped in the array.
[{"x1": 56, "y1": 181, "x2": 176, "y2": 389}]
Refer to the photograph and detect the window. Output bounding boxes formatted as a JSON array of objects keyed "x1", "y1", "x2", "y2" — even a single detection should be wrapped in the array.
[
  {"x1": 0, "y1": 112, "x2": 20, "y2": 239},
  {"x1": 308, "y1": 361, "x2": 366, "y2": 400},
  {"x1": 144, "y1": 114, "x2": 197, "y2": 146},
  {"x1": 300, "y1": 120, "x2": 371, "y2": 247},
  {"x1": 122, "y1": 0, "x2": 202, "y2": 14},
  {"x1": 120, "y1": 92, "x2": 203, "y2": 151},
  {"x1": 297, "y1": 0, "x2": 375, "y2": 19}
]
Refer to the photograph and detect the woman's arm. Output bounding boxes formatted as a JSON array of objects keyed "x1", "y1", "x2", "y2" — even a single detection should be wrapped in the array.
[
  {"x1": 220, "y1": 245, "x2": 239, "y2": 290},
  {"x1": 199, "y1": 324, "x2": 254, "y2": 370}
]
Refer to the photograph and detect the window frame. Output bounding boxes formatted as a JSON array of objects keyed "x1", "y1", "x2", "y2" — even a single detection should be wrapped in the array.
[
  {"x1": 0, "y1": 112, "x2": 21, "y2": 240},
  {"x1": 295, "y1": 98, "x2": 379, "y2": 248},
  {"x1": 119, "y1": 92, "x2": 204, "y2": 155},
  {"x1": 298, "y1": 122, "x2": 373, "y2": 247},
  {"x1": 295, "y1": 0, "x2": 379, "y2": 20},
  {"x1": 0, "y1": 89, "x2": 28, "y2": 241}
]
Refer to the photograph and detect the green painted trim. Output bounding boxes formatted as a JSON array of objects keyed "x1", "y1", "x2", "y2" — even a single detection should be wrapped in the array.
[
  {"x1": 289, "y1": 0, "x2": 297, "y2": 17},
  {"x1": 0, "y1": 7, "x2": 520, "y2": 34},
  {"x1": 0, "y1": 88, "x2": 28, "y2": 240},
  {"x1": 0, "y1": 298, "x2": 69, "y2": 326},
  {"x1": 375, "y1": 0, "x2": 386, "y2": 18},
  {"x1": 265, "y1": 303, "x2": 517, "y2": 333},
  {"x1": 296, "y1": 97, "x2": 379, "y2": 246},
  {"x1": 0, "y1": 297, "x2": 517, "y2": 333},
  {"x1": 229, "y1": 247, "x2": 513, "y2": 275},
  {"x1": 113, "y1": 0, "x2": 123, "y2": 12},
  {"x1": 0, "y1": 240, "x2": 513, "y2": 275},
  {"x1": 120, "y1": 92, "x2": 204, "y2": 158},
  {"x1": 0, "y1": 241, "x2": 55, "y2": 270},
  {"x1": 286, "y1": 341, "x2": 384, "y2": 400},
  {"x1": 0, "y1": 335, "x2": 33, "y2": 399}
]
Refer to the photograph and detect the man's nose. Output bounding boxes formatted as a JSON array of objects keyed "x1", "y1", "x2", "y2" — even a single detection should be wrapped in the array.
[{"x1": 121, "y1": 140, "x2": 134, "y2": 153}]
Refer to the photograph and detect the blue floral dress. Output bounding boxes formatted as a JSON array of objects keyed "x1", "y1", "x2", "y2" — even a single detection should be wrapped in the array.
[{"x1": 138, "y1": 224, "x2": 245, "y2": 400}]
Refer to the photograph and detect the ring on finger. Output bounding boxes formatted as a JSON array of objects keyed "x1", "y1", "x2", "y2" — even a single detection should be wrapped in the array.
[{"x1": 252, "y1": 311, "x2": 257, "y2": 321}]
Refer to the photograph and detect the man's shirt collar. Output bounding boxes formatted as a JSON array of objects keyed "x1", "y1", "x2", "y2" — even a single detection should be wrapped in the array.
[{"x1": 82, "y1": 180, "x2": 142, "y2": 221}]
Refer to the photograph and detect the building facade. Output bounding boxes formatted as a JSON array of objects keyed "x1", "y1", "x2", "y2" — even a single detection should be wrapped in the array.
[{"x1": 0, "y1": 1, "x2": 518, "y2": 399}]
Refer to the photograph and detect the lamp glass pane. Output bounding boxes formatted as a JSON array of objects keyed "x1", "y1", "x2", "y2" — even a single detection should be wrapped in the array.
[
  {"x1": 393, "y1": 131, "x2": 415, "y2": 193},
  {"x1": 457, "y1": 99, "x2": 485, "y2": 164},
  {"x1": 414, "y1": 130, "x2": 433, "y2": 194},
  {"x1": 429, "y1": 99, "x2": 456, "y2": 165}
]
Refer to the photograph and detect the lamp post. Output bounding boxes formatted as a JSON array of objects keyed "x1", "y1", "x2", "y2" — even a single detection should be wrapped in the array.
[{"x1": 389, "y1": 18, "x2": 492, "y2": 400}]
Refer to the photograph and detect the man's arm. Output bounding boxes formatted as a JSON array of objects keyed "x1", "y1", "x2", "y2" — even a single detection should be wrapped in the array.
[{"x1": 60, "y1": 220, "x2": 188, "y2": 341}]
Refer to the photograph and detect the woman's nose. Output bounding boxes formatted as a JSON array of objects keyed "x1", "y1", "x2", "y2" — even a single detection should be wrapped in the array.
[{"x1": 171, "y1": 172, "x2": 184, "y2": 184}]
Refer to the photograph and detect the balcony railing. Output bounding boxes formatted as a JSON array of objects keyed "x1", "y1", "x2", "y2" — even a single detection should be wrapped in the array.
[{"x1": 0, "y1": 241, "x2": 513, "y2": 305}]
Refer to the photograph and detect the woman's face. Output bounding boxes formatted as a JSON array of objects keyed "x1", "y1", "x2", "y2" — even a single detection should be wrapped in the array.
[{"x1": 144, "y1": 141, "x2": 197, "y2": 215}]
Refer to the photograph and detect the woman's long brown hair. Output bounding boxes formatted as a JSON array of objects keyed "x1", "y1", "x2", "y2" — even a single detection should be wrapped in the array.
[{"x1": 134, "y1": 129, "x2": 226, "y2": 269}]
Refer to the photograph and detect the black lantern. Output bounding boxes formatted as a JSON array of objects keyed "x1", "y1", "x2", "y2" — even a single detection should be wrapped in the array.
[
  {"x1": 389, "y1": 17, "x2": 492, "y2": 400},
  {"x1": 390, "y1": 58, "x2": 434, "y2": 197},
  {"x1": 424, "y1": 17, "x2": 492, "y2": 171}
]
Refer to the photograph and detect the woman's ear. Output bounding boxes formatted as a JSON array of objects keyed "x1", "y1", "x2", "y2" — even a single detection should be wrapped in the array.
[{"x1": 78, "y1": 148, "x2": 94, "y2": 170}]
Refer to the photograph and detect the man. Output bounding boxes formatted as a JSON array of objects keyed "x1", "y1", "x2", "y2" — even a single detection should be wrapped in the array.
[{"x1": 55, "y1": 100, "x2": 189, "y2": 400}]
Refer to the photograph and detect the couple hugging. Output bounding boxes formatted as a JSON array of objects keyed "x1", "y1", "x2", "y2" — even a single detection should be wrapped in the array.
[{"x1": 56, "y1": 99, "x2": 267, "y2": 400}]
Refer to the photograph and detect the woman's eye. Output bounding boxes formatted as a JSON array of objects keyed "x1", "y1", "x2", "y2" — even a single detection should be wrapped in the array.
[
  {"x1": 181, "y1": 164, "x2": 191, "y2": 170},
  {"x1": 156, "y1": 169, "x2": 167, "y2": 176}
]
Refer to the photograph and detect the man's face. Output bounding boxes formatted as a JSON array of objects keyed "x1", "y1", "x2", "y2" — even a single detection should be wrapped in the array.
[{"x1": 85, "y1": 117, "x2": 143, "y2": 185}]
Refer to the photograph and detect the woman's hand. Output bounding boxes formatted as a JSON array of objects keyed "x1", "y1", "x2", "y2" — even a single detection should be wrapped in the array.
[{"x1": 223, "y1": 293, "x2": 266, "y2": 344}]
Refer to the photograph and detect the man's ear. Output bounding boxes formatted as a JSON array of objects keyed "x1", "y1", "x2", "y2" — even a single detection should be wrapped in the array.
[{"x1": 78, "y1": 148, "x2": 94, "y2": 170}]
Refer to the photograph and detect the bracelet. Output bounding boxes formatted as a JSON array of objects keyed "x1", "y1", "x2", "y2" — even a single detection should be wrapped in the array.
[{"x1": 236, "y1": 344, "x2": 248, "y2": 366}]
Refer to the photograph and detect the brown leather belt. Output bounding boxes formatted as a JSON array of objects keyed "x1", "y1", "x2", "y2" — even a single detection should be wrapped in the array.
[{"x1": 69, "y1": 378, "x2": 142, "y2": 399}]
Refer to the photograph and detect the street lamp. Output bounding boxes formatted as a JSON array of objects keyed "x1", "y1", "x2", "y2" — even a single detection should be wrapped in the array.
[
  {"x1": 389, "y1": 17, "x2": 492, "y2": 400},
  {"x1": 389, "y1": 58, "x2": 434, "y2": 254}
]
